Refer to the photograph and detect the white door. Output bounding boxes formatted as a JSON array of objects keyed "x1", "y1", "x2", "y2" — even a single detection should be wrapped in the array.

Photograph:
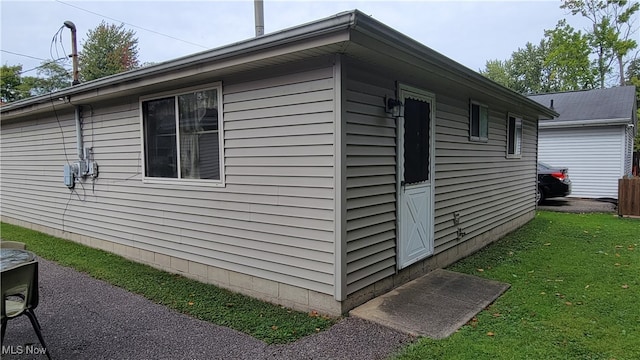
[{"x1": 397, "y1": 85, "x2": 435, "y2": 269}]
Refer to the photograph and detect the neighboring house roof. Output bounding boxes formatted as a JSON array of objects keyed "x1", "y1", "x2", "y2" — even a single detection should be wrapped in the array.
[
  {"x1": 1, "y1": 10, "x2": 556, "y2": 121},
  {"x1": 529, "y1": 86, "x2": 638, "y2": 128}
]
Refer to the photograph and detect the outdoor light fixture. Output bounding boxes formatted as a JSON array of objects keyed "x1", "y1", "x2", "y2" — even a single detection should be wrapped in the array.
[{"x1": 385, "y1": 96, "x2": 403, "y2": 117}]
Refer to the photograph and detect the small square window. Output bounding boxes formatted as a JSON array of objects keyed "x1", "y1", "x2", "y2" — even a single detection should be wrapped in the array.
[
  {"x1": 470, "y1": 102, "x2": 488, "y2": 142},
  {"x1": 507, "y1": 115, "x2": 522, "y2": 158}
]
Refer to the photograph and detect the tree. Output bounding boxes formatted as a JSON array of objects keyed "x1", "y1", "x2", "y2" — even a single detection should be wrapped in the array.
[
  {"x1": 1, "y1": 64, "x2": 30, "y2": 102},
  {"x1": 544, "y1": 19, "x2": 596, "y2": 91},
  {"x1": 481, "y1": 42, "x2": 547, "y2": 94},
  {"x1": 1, "y1": 61, "x2": 72, "y2": 103},
  {"x1": 79, "y1": 21, "x2": 139, "y2": 81},
  {"x1": 31, "y1": 61, "x2": 72, "y2": 95},
  {"x1": 480, "y1": 59, "x2": 515, "y2": 90},
  {"x1": 510, "y1": 41, "x2": 548, "y2": 94},
  {"x1": 480, "y1": 20, "x2": 594, "y2": 94},
  {"x1": 562, "y1": 0, "x2": 639, "y2": 87}
]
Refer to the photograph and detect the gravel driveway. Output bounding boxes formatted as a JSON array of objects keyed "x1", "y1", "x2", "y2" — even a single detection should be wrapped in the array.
[
  {"x1": 1, "y1": 259, "x2": 414, "y2": 360},
  {"x1": 537, "y1": 197, "x2": 617, "y2": 213}
]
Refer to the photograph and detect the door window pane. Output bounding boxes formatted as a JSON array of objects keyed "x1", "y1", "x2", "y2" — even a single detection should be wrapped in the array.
[{"x1": 404, "y1": 98, "x2": 430, "y2": 184}]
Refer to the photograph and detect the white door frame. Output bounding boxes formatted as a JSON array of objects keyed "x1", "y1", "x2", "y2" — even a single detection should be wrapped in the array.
[{"x1": 396, "y1": 84, "x2": 436, "y2": 269}]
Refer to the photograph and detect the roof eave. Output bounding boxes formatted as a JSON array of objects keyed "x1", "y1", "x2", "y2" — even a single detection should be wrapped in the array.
[
  {"x1": 1, "y1": 11, "x2": 357, "y2": 115},
  {"x1": 2, "y1": 10, "x2": 558, "y2": 120},
  {"x1": 539, "y1": 117, "x2": 633, "y2": 128},
  {"x1": 349, "y1": 13, "x2": 558, "y2": 119}
]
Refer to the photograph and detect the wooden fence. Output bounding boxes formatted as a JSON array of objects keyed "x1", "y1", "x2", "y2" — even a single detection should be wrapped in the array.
[{"x1": 618, "y1": 177, "x2": 640, "y2": 217}]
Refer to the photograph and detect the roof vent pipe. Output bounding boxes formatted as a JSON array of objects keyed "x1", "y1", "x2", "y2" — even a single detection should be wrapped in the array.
[
  {"x1": 64, "y1": 21, "x2": 80, "y2": 85},
  {"x1": 254, "y1": 0, "x2": 264, "y2": 36},
  {"x1": 550, "y1": 99, "x2": 554, "y2": 109}
]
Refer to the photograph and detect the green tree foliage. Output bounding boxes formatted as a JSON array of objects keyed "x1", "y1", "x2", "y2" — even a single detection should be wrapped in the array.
[
  {"x1": 1, "y1": 62, "x2": 72, "y2": 103},
  {"x1": 1, "y1": 64, "x2": 31, "y2": 102},
  {"x1": 562, "y1": 0, "x2": 639, "y2": 87},
  {"x1": 544, "y1": 19, "x2": 596, "y2": 91},
  {"x1": 1, "y1": 64, "x2": 23, "y2": 102},
  {"x1": 79, "y1": 21, "x2": 139, "y2": 82},
  {"x1": 32, "y1": 61, "x2": 72, "y2": 95},
  {"x1": 481, "y1": 59, "x2": 516, "y2": 90},
  {"x1": 481, "y1": 44, "x2": 543, "y2": 94},
  {"x1": 481, "y1": 20, "x2": 594, "y2": 94},
  {"x1": 509, "y1": 41, "x2": 547, "y2": 94}
]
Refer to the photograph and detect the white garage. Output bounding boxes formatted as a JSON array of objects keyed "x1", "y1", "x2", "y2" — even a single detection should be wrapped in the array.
[{"x1": 530, "y1": 86, "x2": 637, "y2": 199}]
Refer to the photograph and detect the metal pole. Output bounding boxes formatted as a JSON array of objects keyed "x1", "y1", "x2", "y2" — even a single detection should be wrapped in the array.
[
  {"x1": 254, "y1": 0, "x2": 264, "y2": 36},
  {"x1": 64, "y1": 21, "x2": 80, "y2": 85}
]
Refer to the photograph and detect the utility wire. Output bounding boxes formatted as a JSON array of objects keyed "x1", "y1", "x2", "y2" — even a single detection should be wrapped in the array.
[
  {"x1": 0, "y1": 50, "x2": 68, "y2": 75},
  {"x1": 1, "y1": 49, "x2": 49, "y2": 61},
  {"x1": 54, "y1": 0, "x2": 210, "y2": 50},
  {"x1": 50, "y1": 25, "x2": 69, "y2": 66}
]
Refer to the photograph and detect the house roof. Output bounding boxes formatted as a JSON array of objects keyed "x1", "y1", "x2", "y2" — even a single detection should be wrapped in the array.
[
  {"x1": 1, "y1": 10, "x2": 557, "y2": 120},
  {"x1": 528, "y1": 86, "x2": 637, "y2": 128}
]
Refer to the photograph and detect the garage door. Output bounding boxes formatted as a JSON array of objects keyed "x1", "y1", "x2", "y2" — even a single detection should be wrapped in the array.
[{"x1": 538, "y1": 126, "x2": 624, "y2": 199}]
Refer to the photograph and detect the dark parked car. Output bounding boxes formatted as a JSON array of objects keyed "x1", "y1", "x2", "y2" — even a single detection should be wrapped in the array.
[{"x1": 537, "y1": 162, "x2": 571, "y2": 204}]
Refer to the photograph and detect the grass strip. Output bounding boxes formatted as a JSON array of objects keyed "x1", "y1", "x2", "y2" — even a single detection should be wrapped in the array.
[
  {"x1": 394, "y1": 211, "x2": 640, "y2": 360},
  {"x1": 0, "y1": 222, "x2": 336, "y2": 344}
]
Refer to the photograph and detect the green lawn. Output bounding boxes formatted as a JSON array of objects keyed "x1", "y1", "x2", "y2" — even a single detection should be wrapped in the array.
[
  {"x1": 0, "y1": 222, "x2": 336, "y2": 344},
  {"x1": 394, "y1": 211, "x2": 640, "y2": 360},
  {"x1": 3, "y1": 211, "x2": 638, "y2": 354}
]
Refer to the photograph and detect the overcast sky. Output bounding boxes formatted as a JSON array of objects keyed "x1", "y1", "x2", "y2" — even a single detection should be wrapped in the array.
[{"x1": 1, "y1": 0, "x2": 599, "y2": 78}]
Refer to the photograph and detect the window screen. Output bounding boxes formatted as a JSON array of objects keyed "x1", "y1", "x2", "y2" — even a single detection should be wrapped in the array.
[
  {"x1": 403, "y1": 98, "x2": 430, "y2": 185},
  {"x1": 507, "y1": 115, "x2": 522, "y2": 157},
  {"x1": 470, "y1": 102, "x2": 488, "y2": 141},
  {"x1": 142, "y1": 87, "x2": 222, "y2": 181}
]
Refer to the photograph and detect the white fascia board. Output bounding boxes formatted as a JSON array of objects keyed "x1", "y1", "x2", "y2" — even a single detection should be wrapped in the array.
[
  {"x1": 539, "y1": 118, "x2": 632, "y2": 128},
  {"x1": 349, "y1": 15, "x2": 559, "y2": 120},
  {"x1": 0, "y1": 11, "x2": 356, "y2": 118}
]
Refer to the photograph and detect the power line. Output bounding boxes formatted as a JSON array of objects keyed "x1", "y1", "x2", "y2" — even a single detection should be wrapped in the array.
[
  {"x1": 1, "y1": 49, "x2": 49, "y2": 62},
  {"x1": 0, "y1": 50, "x2": 68, "y2": 75},
  {"x1": 54, "y1": 0, "x2": 210, "y2": 50}
]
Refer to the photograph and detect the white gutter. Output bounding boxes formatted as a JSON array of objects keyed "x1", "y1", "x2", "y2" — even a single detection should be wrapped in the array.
[
  {"x1": 539, "y1": 117, "x2": 632, "y2": 128},
  {"x1": 1, "y1": 11, "x2": 356, "y2": 115},
  {"x1": 349, "y1": 13, "x2": 559, "y2": 119},
  {"x1": 2, "y1": 10, "x2": 556, "y2": 120}
]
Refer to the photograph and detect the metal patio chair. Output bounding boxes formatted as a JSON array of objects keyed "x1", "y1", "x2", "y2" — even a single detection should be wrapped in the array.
[{"x1": 1, "y1": 261, "x2": 52, "y2": 359}]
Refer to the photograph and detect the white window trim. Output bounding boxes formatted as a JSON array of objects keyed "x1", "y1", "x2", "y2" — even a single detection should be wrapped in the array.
[
  {"x1": 469, "y1": 100, "x2": 489, "y2": 142},
  {"x1": 139, "y1": 82, "x2": 225, "y2": 187},
  {"x1": 506, "y1": 113, "x2": 523, "y2": 159}
]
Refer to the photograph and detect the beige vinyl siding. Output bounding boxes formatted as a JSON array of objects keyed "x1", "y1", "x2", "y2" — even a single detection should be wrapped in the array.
[
  {"x1": 0, "y1": 65, "x2": 337, "y2": 295},
  {"x1": 344, "y1": 67, "x2": 397, "y2": 295},
  {"x1": 343, "y1": 64, "x2": 538, "y2": 296},
  {"x1": 432, "y1": 93, "x2": 537, "y2": 252}
]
